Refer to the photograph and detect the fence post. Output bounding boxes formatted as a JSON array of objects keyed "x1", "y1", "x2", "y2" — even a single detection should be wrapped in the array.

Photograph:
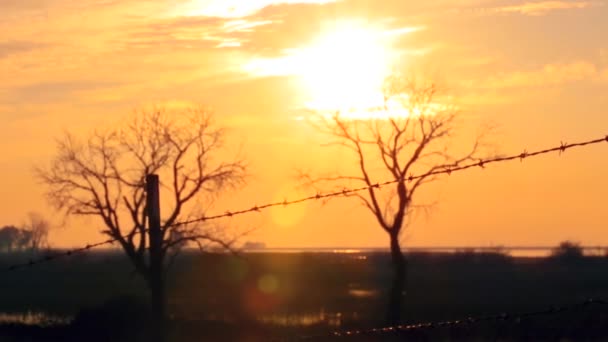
[{"x1": 146, "y1": 174, "x2": 165, "y2": 341}]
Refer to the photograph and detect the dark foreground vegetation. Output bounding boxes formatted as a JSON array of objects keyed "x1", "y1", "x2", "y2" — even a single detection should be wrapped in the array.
[{"x1": 1, "y1": 249, "x2": 608, "y2": 341}]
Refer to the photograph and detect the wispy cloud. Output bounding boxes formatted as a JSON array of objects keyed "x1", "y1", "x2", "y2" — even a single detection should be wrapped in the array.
[
  {"x1": 0, "y1": 80, "x2": 124, "y2": 106},
  {"x1": 496, "y1": 1, "x2": 596, "y2": 16},
  {"x1": 171, "y1": 0, "x2": 336, "y2": 18},
  {"x1": 0, "y1": 41, "x2": 46, "y2": 59},
  {"x1": 485, "y1": 61, "x2": 601, "y2": 88},
  {"x1": 126, "y1": 16, "x2": 277, "y2": 50}
]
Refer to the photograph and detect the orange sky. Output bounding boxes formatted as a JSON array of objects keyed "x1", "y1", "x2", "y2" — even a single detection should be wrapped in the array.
[{"x1": 1, "y1": 0, "x2": 607, "y2": 248}]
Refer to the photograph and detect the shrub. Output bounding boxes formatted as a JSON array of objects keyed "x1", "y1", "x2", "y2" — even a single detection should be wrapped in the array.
[{"x1": 550, "y1": 241, "x2": 584, "y2": 262}]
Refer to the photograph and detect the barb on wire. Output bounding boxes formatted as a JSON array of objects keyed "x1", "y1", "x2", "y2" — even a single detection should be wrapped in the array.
[
  {"x1": 284, "y1": 298, "x2": 608, "y2": 341},
  {"x1": 1, "y1": 230, "x2": 147, "y2": 273},
  {"x1": 173, "y1": 135, "x2": 608, "y2": 227}
]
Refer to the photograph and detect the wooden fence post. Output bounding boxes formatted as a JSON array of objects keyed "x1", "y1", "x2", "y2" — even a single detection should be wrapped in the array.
[{"x1": 146, "y1": 174, "x2": 165, "y2": 341}]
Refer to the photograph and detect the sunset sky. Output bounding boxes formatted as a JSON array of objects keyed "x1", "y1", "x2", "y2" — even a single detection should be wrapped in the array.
[{"x1": 1, "y1": 0, "x2": 607, "y2": 248}]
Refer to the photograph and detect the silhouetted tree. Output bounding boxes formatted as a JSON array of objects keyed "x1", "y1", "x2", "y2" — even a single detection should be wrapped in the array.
[
  {"x1": 36, "y1": 107, "x2": 246, "y2": 326},
  {"x1": 550, "y1": 240, "x2": 584, "y2": 262},
  {"x1": 15, "y1": 229, "x2": 33, "y2": 251},
  {"x1": 0, "y1": 225, "x2": 21, "y2": 252},
  {"x1": 22, "y1": 212, "x2": 51, "y2": 251},
  {"x1": 303, "y1": 77, "x2": 489, "y2": 324},
  {"x1": 0, "y1": 214, "x2": 51, "y2": 253}
]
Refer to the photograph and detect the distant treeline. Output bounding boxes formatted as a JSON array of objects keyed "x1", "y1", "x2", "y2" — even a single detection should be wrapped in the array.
[{"x1": 0, "y1": 213, "x2": 50, "y2": 252}]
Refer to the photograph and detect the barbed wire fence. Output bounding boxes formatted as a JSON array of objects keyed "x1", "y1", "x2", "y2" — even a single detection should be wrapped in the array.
[
  {"x1": 1, "y1": 135, "x2": 607, "y2": 340},
  {"x1": 278, "y1": 298, "x2": 608, "y2": 341},
  {"x1": 171, "y1": 135, "x2": 608, "y2": 227},
  {"x1": 0, "y1": 232, "x2": 146, "y2": 273},
  {"x1": 2, "y1": 135, "x2": 607, "y2": 273}
]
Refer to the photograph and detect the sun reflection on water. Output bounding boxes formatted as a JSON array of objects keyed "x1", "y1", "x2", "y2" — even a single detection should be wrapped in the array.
[
  {"x1": 0, "y1": 312, "x2": 71, "y2": 326},
  {"x1": 258, "y1": 309, "x2": 344, "y2": 327}
]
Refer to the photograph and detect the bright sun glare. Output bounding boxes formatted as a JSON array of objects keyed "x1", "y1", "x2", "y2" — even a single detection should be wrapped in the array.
[
  {"x1": 246, "y1": 22, "x2": 402, "y2": 116},
  {"x1": 299, "y1": 24, "x2": 389, "y2": 112}
]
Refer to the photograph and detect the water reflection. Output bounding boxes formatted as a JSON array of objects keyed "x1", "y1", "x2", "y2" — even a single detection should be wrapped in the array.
[
  {"x1": 258, "y1": 310, "x2": 345, "y2": 327},
  {"x1": 0, "y1": 312, "x2": 71, "y2": 326},
  {"x1": 348, "y1": 289, "x2": 378, "y2": 298}
]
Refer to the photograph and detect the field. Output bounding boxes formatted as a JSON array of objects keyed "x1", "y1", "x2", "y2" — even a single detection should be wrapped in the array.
[{"x1": 1, "y1": 250, "x2": 608, "y2": 341}]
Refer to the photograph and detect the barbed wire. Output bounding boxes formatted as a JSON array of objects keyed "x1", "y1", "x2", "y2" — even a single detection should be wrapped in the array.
[
  {"x1": 172, "y1": 135, "x2": 608, "y2": 227},
  {"x1": 281, "y1": 298, "x2": 608, "y2": 341},
  {"x1": 0, "y1": 231, "x2": 146, "y2": 273},
  {"x1": 2, "y1": 135, "x2": 606, "y2": 272}
]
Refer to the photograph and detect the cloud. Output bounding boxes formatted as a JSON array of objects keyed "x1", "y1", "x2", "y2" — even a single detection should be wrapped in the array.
[
  {"x1": 224, "y1": 1, "x2": 430, "y2": 59},
  {"x1": 125, "y1": 15, "x2": 278, "y2": 50},
  {"x1": 0, "y1": 41, "x2": 46, "y2": 59},
  {"x1": 0, "y1": 80, "x2": 124, "y2": 106},
  {"x1": 485, "y1": 61, "x2": 601, "y2": 88},
  {"x1": 496, "y1": 1, "x2": 596, "y2": 16},
  {"x1": 172, "y1": 0, "x2": 336, "y2": 18},
  {"x1": 126, "y1": 0, "x2": 424, "y2": 56}
]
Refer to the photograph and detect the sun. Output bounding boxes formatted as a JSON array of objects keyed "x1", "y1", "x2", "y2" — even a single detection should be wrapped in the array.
[
  {"x1": 298, "y1": 23, "x2": 391, "y2": 113},
  {"x1": 245, "y1": 21, "x2": 400, "y2": 116}
]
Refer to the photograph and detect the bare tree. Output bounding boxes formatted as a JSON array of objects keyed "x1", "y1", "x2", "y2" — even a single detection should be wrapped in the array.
[
  {"x1": 36, "y1": 107, "x2": 246, "y2": 322},
  {"x1": 22, "y1": 212, "x2": 51, "y2": 251},
  {"x1": 302, "y1": 77, "x2": 489, "y2": 324}
]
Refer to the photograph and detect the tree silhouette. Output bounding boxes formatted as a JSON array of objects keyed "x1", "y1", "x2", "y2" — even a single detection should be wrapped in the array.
[
  {"x1": 22, "y1": 212, "x2": 51, "y2": 251},
  {"x1": 36, "y1": 107, "x2": 246, "y2": 325},
  {"x1": 302, "y1": 76, "x2": 489, "y2": 324},
  {"x1": 0, "y1": 225, "x2": 21, "y2": 252},
  {"x1": 550, "y1": 240, "x2": 584, "y2": 262}
]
